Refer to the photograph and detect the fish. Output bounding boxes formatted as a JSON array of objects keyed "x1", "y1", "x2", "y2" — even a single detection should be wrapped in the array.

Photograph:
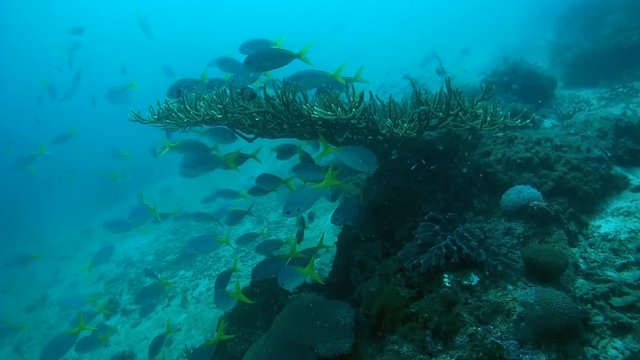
[
  {"x1": 316, "y1": 66, "x2": 368, "y2": 93},
  {"x1": 50, "y1": 130, "x2": 77, "y2": 145},
  {"x1": 235, "y1": 231, "x2": 263, "y2": 247},
  {"x1": 59, "y1": 67, "x2": 83, "y2": 101},
  {"x1": 1, "y1": 253, "x2": 40, "y2": 268},
  {"x1": 243, "y1": 44, "x2": 312, "y2": 72},
  {"x1": 225, "y1": 204, "x2": 255, "y2": 226},
  {"x1": 179, "y1": 152, "x2": 222, "y2": 178},
  {"x1": 10, "y1": 153, "x2": 40, "y2": 171},
  {"x1": 214, "y1": 188, "x2": 246, "y2": 200},
  {"x1": 211, "y1": 56, "x2": 245, "y2": 74},
  {"x1": 102, "y1": 218, "x2": 137, "y2": 233},
  {"x1": 334, "y1": 145, "x2": 379, "y2": 174},
  {"x1": 206, "y1": 77, "x2": 227, "y2": 90},
  {"x1": 277, "y1": 264, "x2": 307, "y2": 291},
  {"x1": 227, "y1": 68, "x2": 262, "y2": 88},
  {"x1": 291, "y1": 162, "x2": 326, "y2": 183},
  {"x1": 106, "y1": 81, "x2": 137, "y2": 104},
  {"x1": 282, "y1": 187, "x2": 325, "y2": 217},
  {"x1": 255, "y1": 173, "x2": 294, "y2": 191},
  {"x1": 169, "y1": 139, "x2": 212, "y2": 155},
  {"x1": 74, "y1": 334, "x2": 103, "y2": 353},
  {"x1": 39, "y1": 331, "x2": 80, "y2": 360},
  {"x1": 205, "y1": 127, "x2": 238, "y2": 144},
  {"x1": 221, "y1": 148, "x2": 262, "y2": 170},
  {"x1": 271, "y1": 143, "x2": 300, "y2": 160},
  {"x1": 247, "y1": 185, "x2": 273, "y2": 197},
  {"x1": 68, "y1": 26, "x2": 85, "y2": 36},
  {"x1": 284, "y1": 66, "x2": 345, "y2": 91},
  {"x1": 89, "y1": 245, "x2": 115, "y2": 267},
  {"x1": 255, "y1": 239, "x2": 286, "y2": 257},
  {"x1": 166, "y1": 78, "x2": 207, "y2": 99},
  {"x1": 127, "y1": 203, "x2": 155, "y2": 225},
  {"x1": 161, "y1": 64, "x2": 175, "y2": 78},
  {"x1": 298, "y1": 149, "x2": 316, "y2": 164},
  {"x1": 213, "y1": 261, "x2": 238, "y2": 311},
  {"x1": 330, "y1": 197, "x2": 361, "y2": 226},
  {"x1": 251, "y1": 256, "x2": 288, "y2": 282},
  {"x1": 239, "y1": 37, "x2": 285, "y2": 55},
  {"x1": 184, "y1": 233, "x2": 222, "y2": 254},
  {"x1": 134, "y1": 10, "x2": 153, "y2": 40}
]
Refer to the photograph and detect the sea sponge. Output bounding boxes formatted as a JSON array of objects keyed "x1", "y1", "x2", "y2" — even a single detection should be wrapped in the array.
[
  {"x1": 521, "y1": 244, "x2": 569, "y2": 282},
  {"x1": 500, "y1": 185, "x2": 543, "y2": 214}
]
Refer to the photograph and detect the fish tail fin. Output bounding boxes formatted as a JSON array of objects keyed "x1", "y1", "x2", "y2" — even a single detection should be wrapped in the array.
[
  {"x1": 311, "y1": 166, "x2": 342, "y2": 189},
  {"x1": 273, "y1": 36, "x2": 286, "y2": 48},
  {"x1": 33, "y1": 144, "x2": 51, "y2": 156},
  {"x1": 250, "y1": 147, "x2": 262, "y2": 163},
  {"x1": 231, "y1": 256, "x2": 240, "y2": 273},
  {"x1": 226, "y1": 280, "x2": 254, "y2": 304},
  {"x1": 67, "y1": 313, "x2": 97, "y2": 335},
  {"x1": 295, "y1": 256, "x2": 325, "y2": 285},
  {"x1": 352, "y1": 65, "x2": 369, "y2": 84},
  {"x1": 282, "y1": 176, "x2": 297, "y2": 191},
  {"x1": 317, "y1": 135, "x2": 338, "y2": 159},
  {"x1": 246, "y1": 203, "x2": 256, "y2": 218},
  {"x1": 200, "y1": 68, "x2": 208, "y2": 84},
  {"x1": 26, "y1": 166, "x2": 38, "y2": 176},
  {"x1": 332, "y1": 64, "x2": 347, "y2": 84},
  {"x1": 297, "y1": 43, "x2": 313, "y2": 65}
]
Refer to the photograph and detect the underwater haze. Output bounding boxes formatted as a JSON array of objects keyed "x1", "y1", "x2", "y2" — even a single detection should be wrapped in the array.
[{"x1": 2, "y1": 0, "x2": 640, "y2": 359}]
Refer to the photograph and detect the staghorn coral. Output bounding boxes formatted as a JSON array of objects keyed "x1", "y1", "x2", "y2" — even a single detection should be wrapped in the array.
[{"x1": 130, "y1": 78, "x2": 528, "y2": 146}]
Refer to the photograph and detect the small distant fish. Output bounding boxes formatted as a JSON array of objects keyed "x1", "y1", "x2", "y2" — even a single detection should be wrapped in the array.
[
  {"x1": 243, "y1": 45, "x2": 312, "y2": 72},
  {"x1": 68, "y1": 26, "x2": 85, "y2": 36},
  {"x1": 205, "y1": 127, "x2": 238, "y2": 145},
  {"x1": 239, "y1": 37, "x2": 285, "y2": 55},
  {"x1": 60, "y1": 67, "x2": 83, "y2": 101},
  {"x1": 271, "y1": 143, "x2": 300, "y2": 160},
  {"x1": 1, "y1": 253, "x2": 40, "y2": 268},
  {"x1": 251, "y1": 256, "x2": 287, "y2": 282},
  {"x1": 334, "y1": 145, "x2": 379, "y2": 174},
  {"x1": 255, "y1": 239, "x2": 286, "y2": 257},
  {"x1": 211, "y1": 56, "x2": 245, "y2": 74},
  {"x1": 221, "y1": 148, "x2": 262, "y2": 170},
  {"x1": 50, "y1": 130, "x2": 77, "y2": 145},
  {"x1": 255, "y1": 173, "x2": 294, "y2": 191},
  {"x1": 214, "y1": 188, "x2": 245, "y2": 200},
  {"x1": 90, "y1": 245, "x2": 115, "y2": 267},
  {"x1": 292, "y1": 162, "x2": 326, "y2": 183},
  {"x1": 629, "y1": 184, "x2": 640, "y2": 193},
  {"x1": 282, "y1": 187, "x2": 324, "y2": 218},
  {"x1": 106, "y1": 81, "x2": 137, "y2": 104},
  {"x1": 225, "y1": 204, "x2": 255, "y2": 226},
  {"x1": 330, "y1": 197, "x2": 361, "y2": 226},
  {"x1": 10, "y1": 153, "x2": 40, "y2": 171},
  {"x1": 284, "y1": 66, "x2": 345, "y2": 91},
  {"x1": 236, "y1": 231, "x2": 263, "y2": 246},
  {"x1": 179, "y1": 153, "x2": 221, "y2": 178},
  {"x1": 184, "y1": 233, "x2": 222, "y2": 254},
  {"x1": 161, "y1": 64, "x2": 175, "y2": 78},
  {"x1": 134, "y1": 10, "x2": 153, "y2": 40}
]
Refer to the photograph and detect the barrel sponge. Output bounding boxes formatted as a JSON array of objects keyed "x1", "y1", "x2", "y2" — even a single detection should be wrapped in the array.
[
  {"x1": 242, "y1": 294, "x2": 356, "y2": 360},
  {"x1": 500, "y1": 185, "x2": 543, "y2": 214},
  {"x1": 520, "y1": 287, "x2": 583, "y2": 343}
]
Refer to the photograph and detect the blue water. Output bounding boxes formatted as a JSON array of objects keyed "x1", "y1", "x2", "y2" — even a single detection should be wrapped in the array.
[{"x1": 4, "y1": 0, "x2": 631, "y2": 359}]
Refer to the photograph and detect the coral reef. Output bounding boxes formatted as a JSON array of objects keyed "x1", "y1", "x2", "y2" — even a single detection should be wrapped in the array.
[
  {"x1": 551, "y1": 0, "x2": 640, "y2": 86},
  {"x1": 521, "y1": 244, "x2": 569, "y2": 282},
  {"x1": 130, "y1": 78, "x2": 528, "y2": 147},
  {"x1": 399, "y1": 213, "x2": 505, "y2": 276},
  {"x1": 500, "y1": 184, "x2": 544, "y2": 215},
  {"x1": 485, "y1": 58, "x2": 557, "y2": 105}
]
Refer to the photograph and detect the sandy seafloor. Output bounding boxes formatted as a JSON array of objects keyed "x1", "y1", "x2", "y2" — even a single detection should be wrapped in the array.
[{"x1": 0, "y1": 138, "x2": 343, "y2": 360}]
